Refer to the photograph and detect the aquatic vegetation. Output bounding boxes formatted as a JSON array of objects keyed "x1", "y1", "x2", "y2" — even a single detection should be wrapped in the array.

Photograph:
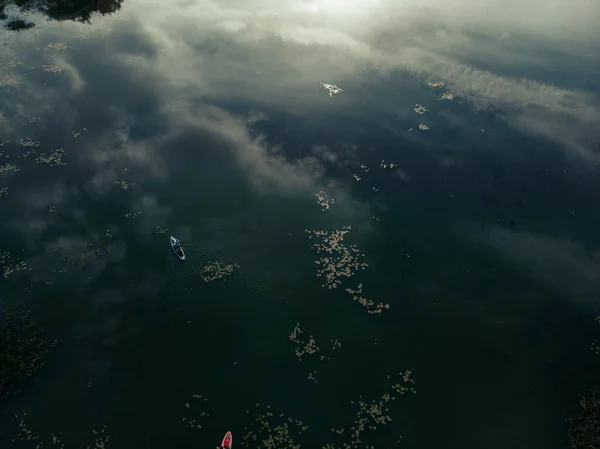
[
  {"x1": 72, "y1": 127, "x2": 87, "y2": 138},
  {"x1": 0, "y1": 187, "x2": 8, "y2": 197},
  {"x1": 42, "y1": 64, "x2": 65, "y2": 73},
  {"x1": 413, "y1": 104, "x2": 427, "y2": 115},
  {"x1": 591, "y1": 316, "x2": 600, "y2": 354},
  {"x1": 306, "y1": 227, "x2": 387, "y2": 314},
  {"x1": 0, "y1": 76, "x2": 21, "y2": 87},
  {"x1": 45, "y1": 42, "x2": 68, "y2": 51},
  {"x1": 439, "y1": 92, "x2": 455, "y2": 100},
  {"x1": 0, "y1": 143, "x2": 8, "y2": 160},
  {"x1": 315, "y1": 190, "x2": 334, "y2": 211},
  {"x1": 428, "y1": 80, "x2": 445, "y2": 87},
  {"x1": 241, "y1": 404, "x2": 308, "y2": 449},
  {"x1": 418, "y1": 124, "x2": 430, "y2": 131},
  {"x1": 289, "y1": 324, "x2": 343, "y2": 384},
  {"x1": 200, "y1": 260, "x2": 239, "y2": 282},
  {"x1": 0, "y1": 308, "x2": 52, "y2": 400},
  {"x1": 57, "y1": 252, "x2": 97, "y2": 272},
  {"x1": 305, "y1": 227, "x2": 368, "y2": 290},
  {"x1": 35, "y1": 149, "x2": 66, "y2": 166},
  {"x1": 182, "y1": 393, "x2": 210, "y2": 430},
  {"x1": 322, "y1": 371, "x2": 416, "y2": 448},
  {"x1": 0, "y1": 252, "x2": 30, "y2": 278},
  {"x1": 26, "y1": 116, "x2": 43, "y2": 124},
  {"x1": 114, "y1": 180, "x2": 130, "y2": 191},
  {"x1": 321, "y1": 82, "x2": 343, "y2": 97},
  {"x1": 568, "y1": 391, "x2": 600, "y2": 449},
  {"x1": 0, "y1": 163, "x2": 20, "y2": 176},
  {"x1": 393, "y1": 370, "x2": 417, "y2": 395},
  {"x1": 11, "y1": 414, "x2": 109, "y2": 448},
  {"x1": 20, "y1": 137, "x2": 40, "y2": 147},
  {"x1": 124, "y1": 210, "x2": 142, "y2": 219},
  {"x1": 289, "y1": 323, "x2": 320, "y2": 361},
  {"x1": 17, "y1": 139, "x2": 40, "y2": 159},
  {"x1": 155, "y1": 226, "x2": 168, "y2": 234},
  {"x1": 51, "y1": 241, "x2": 112, "y2": 275},
  {"x1": 0, "y1": 61, "x2": 22, "y2": 71},
  {"x1": 346, "y1": 283, "x2": 389, "y2": 316}
]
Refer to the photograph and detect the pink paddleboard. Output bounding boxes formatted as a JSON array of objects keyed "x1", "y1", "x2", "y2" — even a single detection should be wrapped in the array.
[{"x1": 221, "y1": 431, "x2": 233, "y2": 448}]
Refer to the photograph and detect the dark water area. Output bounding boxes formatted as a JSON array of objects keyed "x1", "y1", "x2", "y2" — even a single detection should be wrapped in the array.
[{"x1": 1, "y1": 0, "x2": 600, "y2": 448}]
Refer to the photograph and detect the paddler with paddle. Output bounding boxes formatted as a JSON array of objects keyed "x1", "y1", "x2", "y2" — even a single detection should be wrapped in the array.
[{"x1": 219, "y1": 431, "x2": 233, "y2": 448}]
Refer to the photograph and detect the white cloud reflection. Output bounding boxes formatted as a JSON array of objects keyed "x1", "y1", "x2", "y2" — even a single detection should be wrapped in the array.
[
  {"x1": 2, "y1": 0, "x2": 599, "y2": 174},
  {"x1": 120, "y1": 0, "x2": 599, "y2": 160},
  {"x1": 0, "y1": 0, "x2": 598, "y2": 238}
]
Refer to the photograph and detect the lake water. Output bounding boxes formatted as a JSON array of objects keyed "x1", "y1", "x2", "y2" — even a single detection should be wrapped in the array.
[{"x1": 1, "y1": 1, "x2": 600, "y2": 448}]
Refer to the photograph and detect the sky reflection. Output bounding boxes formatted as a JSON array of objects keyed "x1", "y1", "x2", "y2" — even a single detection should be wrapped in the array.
[{"x1": 1, "y1": 0, "x2": 599, "y2": 448}]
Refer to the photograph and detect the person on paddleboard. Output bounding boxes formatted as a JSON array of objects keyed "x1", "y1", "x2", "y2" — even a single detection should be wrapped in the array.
[
  {"x1": 219, "y1": 431, "x2": 233, "y2": 448},
  {"x1": 173, "y1": 238, "x2": 183, "y2": 257}
]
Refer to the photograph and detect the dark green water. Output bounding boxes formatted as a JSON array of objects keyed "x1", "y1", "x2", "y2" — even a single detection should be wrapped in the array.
[{"x1": 1, "y1": 1, "x2": 600, "y2": 448}]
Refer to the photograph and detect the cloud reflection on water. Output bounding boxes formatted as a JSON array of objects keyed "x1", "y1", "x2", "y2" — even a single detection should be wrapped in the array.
[
  {"x1": 118, "y1": 0, "x2": 600, "y2": 158},
  {"x1": 0, "y1": 0, "x2": 598, "y2": 297},
  {"x1": 0, "y1": 2, "x2": 599, "y2": 447}
]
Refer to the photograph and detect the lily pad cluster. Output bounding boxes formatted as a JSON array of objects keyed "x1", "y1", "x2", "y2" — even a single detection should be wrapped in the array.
[
  {"x1": 11, "y1": 413, "x2": 109, "y2": 448},
  {"x1": 305, "y1": 227, "x2": 368, "y2": 290},
  {"x1": 0, "y1": 308, "x2": 52, "y2": 400},
  {"x1": 568, "y1": 391, "x2": 600, "y2": 449},
  {"x1": 322, "y1": 371, "x2": 416, "y2": 448},
  {"x1": 1, "y1": 251, "x2": 29, "y2": 278},
  {"x1": 200, "y1": 260, "x2": 239, "y2": 283},
  {"x1": 241, "y1": 404, "x2": 309, "y2": 449},
  {"x1": 289, "y1": 323, "x2": 344, "y2": 383},
  {"x1": 182, "y1": 393, "x2": 210, "y2": 430}
]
